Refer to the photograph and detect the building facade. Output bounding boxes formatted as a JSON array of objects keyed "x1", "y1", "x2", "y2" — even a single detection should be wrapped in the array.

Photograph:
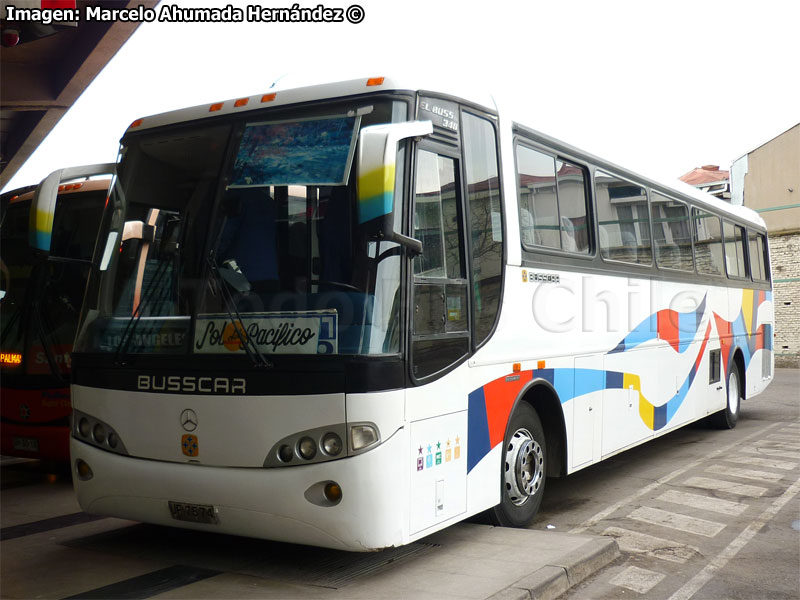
[{"x1": 731, "y1": 123, "x2": 800, "y2": 368}]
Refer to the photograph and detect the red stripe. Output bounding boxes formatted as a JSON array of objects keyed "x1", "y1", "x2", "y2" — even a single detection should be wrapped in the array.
[
  {"x1": 658, "y1": 310, "x2": 680, "y2": 352},
  {"x1": 484, "y1": 371, "x2": 533, "y2": 448}
]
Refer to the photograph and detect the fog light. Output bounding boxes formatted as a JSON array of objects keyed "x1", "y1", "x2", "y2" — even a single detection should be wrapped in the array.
[
  {"x1": 324, "y1": 482, "x2": 342, "y2": 503},
  {"x1": 78, "y1": 417, "x2": 90, "y2": 437},
  {"x1": 278, "y1": 444, "x2": 293, "y2": 463},
  {"x1": 322, "y1": 432, "x2": 343, "y2": 456},
  {"x1": 92, "y1": 424, "x2": 106, "y2": 444},
  {"x1": 350, "y1": 424, "x2": 379, "y2": 451},
  {"x1": 298, "y1": 437, "x2": 317, "y2": 460},
  {"x1": 75, "y1": 459, "x2": 93, "y2": 481}
]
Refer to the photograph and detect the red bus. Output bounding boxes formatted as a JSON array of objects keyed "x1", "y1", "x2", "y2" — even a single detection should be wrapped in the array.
[{"x1": 1, "y1": 179, "x2": 108, "y2": 461}]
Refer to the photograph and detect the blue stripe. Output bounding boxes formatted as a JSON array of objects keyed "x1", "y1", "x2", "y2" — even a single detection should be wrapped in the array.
[{"x1": 467, "y1": 387, "x2": 490, "y2": 474}]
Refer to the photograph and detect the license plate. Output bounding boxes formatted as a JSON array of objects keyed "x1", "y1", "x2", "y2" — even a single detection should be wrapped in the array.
[
  {"x1": 168, "y1": 501, "x2": 219, "y2": 524},
  {"x1": 12, "y1": 437, "x2": 39, "y2": 453}
]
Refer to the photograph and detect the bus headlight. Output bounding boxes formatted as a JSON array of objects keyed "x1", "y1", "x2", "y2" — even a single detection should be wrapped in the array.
[
  {"x1": 72, "y1": 410, "x2": 128, "y2": 456},
  {"x1": 322, "y1": 432, "x2": 343, "y2": 456},
  {"x1": 298, "y1": 437, "x2": 317, "y2": 460}
]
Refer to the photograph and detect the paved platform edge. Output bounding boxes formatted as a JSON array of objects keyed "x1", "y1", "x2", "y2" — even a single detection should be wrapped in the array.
[{"x1": 488, "y1": 536, "x2": 620, "y2": 600}]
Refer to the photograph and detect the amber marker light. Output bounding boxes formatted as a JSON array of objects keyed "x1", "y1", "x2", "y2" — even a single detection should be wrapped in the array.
[
  {"x1": 234, "y1": 97, "x2": 249, "y2": 107},
  {"x1": 261, "y1": 93, "x2": 276, "y2": 103},
  {"x1": 209, "y1": 102, "x2": 224, "y2": 112},
  {"x1": 513, "y1": 363, "x2": 521, "y2": 373},
  {"x1": 366, "y1": 77, "x2": 384, "y2": 86},
  {"x1": 538, "y1": 360, "x2": 546, "y2": 370},
  {"x1": 324, "y1": 482, "x2": 343, "y2": 503},
  {"x1": 130, "y1": 118, "x2": 143, "y2": 128}
]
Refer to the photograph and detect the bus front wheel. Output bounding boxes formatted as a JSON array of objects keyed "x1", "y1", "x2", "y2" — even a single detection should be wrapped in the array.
[{"x1": 490, "y1": 402, "x2": 546, "y2": 528}]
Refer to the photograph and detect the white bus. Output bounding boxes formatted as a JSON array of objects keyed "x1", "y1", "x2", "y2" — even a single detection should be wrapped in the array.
[{"x1": 33, "y1": 76, "x2": 773, "y2": 551}]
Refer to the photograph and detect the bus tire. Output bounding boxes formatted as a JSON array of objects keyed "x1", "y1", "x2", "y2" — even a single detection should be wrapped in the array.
[
  {"x1": 712, "y1": 363, "x2": 741, "y2": 429},
  {"x1": 490, "y1": 402, "x2": 546, "y2": 528}
]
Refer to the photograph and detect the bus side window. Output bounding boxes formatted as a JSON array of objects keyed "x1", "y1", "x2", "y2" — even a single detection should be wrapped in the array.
[
  {"x1": 723, "y1": 220, "x2": 747, "y2": 279},
  {"x1": 693, "y1": 209, "x2": 724, "y2": 276},
  {"x1": 463, "y1": 113, "x2": 503, "y2": 346},
  {"x1": 596, "y1": 171, "x2": 651, "y2": 265},
  {"x1": 748, "y1": 231, "x2": 768, "y2": 282}
]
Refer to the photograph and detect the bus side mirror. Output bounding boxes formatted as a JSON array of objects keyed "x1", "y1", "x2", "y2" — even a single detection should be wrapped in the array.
[
  {"x1": 357, "y1": 120, "x2": 433, "y2": 255},
  {"x1": 30, "y1": 163, "x2": 116, "y2": 254}
]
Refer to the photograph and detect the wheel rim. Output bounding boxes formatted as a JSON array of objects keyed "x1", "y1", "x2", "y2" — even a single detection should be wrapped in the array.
[
  {"x1": 503, "y1": 427, "x2": 544, "y2": 506},
  {"x1": 728, "y1": 371, "x2": 740, "y2": 415}
]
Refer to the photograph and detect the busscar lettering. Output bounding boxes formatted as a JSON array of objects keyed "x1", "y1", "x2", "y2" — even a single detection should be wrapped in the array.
[{"x1": 137, "y1": 375, "x2": 246, "y2": 394}]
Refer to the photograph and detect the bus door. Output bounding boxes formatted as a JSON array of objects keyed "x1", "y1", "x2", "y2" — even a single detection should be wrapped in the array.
[{"x1": 407, "y1": 137, "x2": 471, "y2": 535}]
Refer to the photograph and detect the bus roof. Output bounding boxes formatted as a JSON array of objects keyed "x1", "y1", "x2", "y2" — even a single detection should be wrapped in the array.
[{"x1": 121, "y1": 76, "x2": 765, "y2": 231}]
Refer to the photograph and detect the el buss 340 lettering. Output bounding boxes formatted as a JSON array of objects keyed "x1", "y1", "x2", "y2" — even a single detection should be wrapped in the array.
[{"x1": 43, "y1": 76, "x2": 773, "y2": 551}]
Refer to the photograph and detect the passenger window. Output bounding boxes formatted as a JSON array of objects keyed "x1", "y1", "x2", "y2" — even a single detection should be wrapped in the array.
[
  {"x1": 723, "y1": 221, "x2": 747, "y2": 278},
  {"x1": 516, "y1": 144, "x2": 589, "y2": 254},
  {"x1": 692, "y1": 209, "x2": 724, "y2": 276},
  {"x1": 596, "y1": 171, "x2": 651, "y2": 264},
  {"x1": 651, "y1": 192, "x2": 693, "y2": 271},
  {"x1": 463, "y1": 113, "x2": 503, "y2": 346},
  {"x1": 748, "y1": 231, "x2": 768, "y2": 281}
]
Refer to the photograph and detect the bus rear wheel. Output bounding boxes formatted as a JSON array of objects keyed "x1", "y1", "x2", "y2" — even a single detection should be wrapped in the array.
[
  {"x1": 712, "y1": 363, "x2": 741, "y2": 429},
  {"x1": 490, "y1": 402, "x2": 546, "y2": 528}
]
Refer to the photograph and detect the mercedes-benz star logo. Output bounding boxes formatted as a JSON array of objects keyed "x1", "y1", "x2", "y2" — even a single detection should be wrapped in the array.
[{"x1": 180, "y1": 409, "x2": 198, "y2": 432}]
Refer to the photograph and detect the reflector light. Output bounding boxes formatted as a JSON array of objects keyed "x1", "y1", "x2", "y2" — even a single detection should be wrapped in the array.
[
  {"x1": 366, "y1": 77, "x2": 385, "y2": 86},
  {"x1": 513, "y1": 363, "x2": 521, "y2": 373},
  {"x1": 261, "y1": 93, "x2": 277, "y2": 103},
  {"x1": 209, "y1": 102, "x2": 224, "y2": 112},
  {"x1": 234, "y1": 98, "x2": 249, "y2": 107},
  {"x1": 0, "y1": 352, "x2": 22, "y2": 366},
  {"x1": 538, "y1": 360, "x2": 546, "y2": 369},
  {"x1": 130, "y1": 118, "x2": 143, "y2": 128},
  {"x1": 9, "y1": 195, "x2": 19, "y2": 202}
]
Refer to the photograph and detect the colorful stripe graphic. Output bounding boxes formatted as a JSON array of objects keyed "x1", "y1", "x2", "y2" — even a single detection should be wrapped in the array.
[
  {"x1": 713, "y1": 289, "x2": 772, "y2": 378},
  {"x1": 467, "y1": 290, "x2": 771, "y2": 473},
  {"x1": 610, "y1": 296, "x2": 706, "y2": 354},
  {"x1": 357, "y1": 164, "x2": 395, "y2": 224}
]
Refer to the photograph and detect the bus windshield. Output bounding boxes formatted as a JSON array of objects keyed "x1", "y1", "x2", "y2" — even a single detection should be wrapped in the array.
[
  {"x1": 75, "y1": 99, "x2": 407, "y2": 359},
  {"x1": 1, "y1": 192, "x2": 104, "y2": 378}
]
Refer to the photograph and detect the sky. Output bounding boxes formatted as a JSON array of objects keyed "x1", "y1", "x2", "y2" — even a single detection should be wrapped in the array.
[{"x1": 3, "y1": 0, "x2": 799, "y2": 193}]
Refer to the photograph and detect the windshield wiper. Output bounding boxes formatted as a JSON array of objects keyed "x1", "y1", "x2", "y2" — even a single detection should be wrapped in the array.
[{"x1": 206, "y1": 253, "x2": 273, "y2": 369}]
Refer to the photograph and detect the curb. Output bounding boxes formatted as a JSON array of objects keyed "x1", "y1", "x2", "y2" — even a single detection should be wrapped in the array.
[{"x1": 489, "y1": 537, "x2": 620, "y2": 600}]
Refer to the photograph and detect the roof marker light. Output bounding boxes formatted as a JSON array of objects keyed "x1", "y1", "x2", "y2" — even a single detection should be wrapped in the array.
[
  {"x1": 261, "y1": 93, "x2": 276, "y2": 103},
  {"x1": 234, "y1": 98, "x2": 249, "y2": 107},
  {"x1": 366, "y1": 77, "x2": 384, "y2": 87},
  {"x1": 209, "y1": 102, "x2": 224, "y2": 112},
  {"x1": 130, "y1": 118, "x2": 143, "y2": 128}
]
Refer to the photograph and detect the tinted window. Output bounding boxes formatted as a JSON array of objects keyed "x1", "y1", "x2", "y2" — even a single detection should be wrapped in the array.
[
  {"x1": 596, "y1": 171, "x2": 651, "y2": 264},
  {"x1": 692, "y1": 209, "x2": 724, "y2": 276},
  {"x1": 651, "y1": 192, "x2": 693, "y2": 271},
  {"x1": 464, "y1": 113, "x2": 503, "y2": 345}
]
